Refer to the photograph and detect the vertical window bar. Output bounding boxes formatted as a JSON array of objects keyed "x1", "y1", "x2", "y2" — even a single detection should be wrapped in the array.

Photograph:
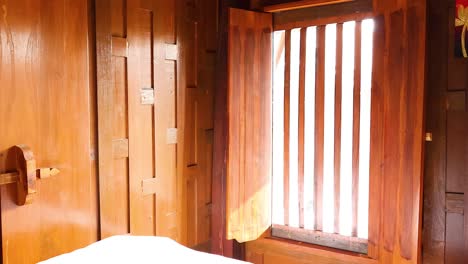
[
  {"x1": 314, "y1": 25, "x2": 326, "y2": 232},
  {"x1": 351, "y1": 21, "x2": 362, "y2": 237},
  {"x1": 298, "y1": 28, "x2": 307, "y2": 229},
  {"x1": 283, "y1": 29, "x2": 291, "y2": 226},
  {"x1": 334, "y1": 23, "x2": 344, "y2": 235}
]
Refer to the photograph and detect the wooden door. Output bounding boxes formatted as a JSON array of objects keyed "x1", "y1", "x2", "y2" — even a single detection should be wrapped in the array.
[
  {"x1": 96, "y1": 0, "x2": 183, "y2": 241},
  {"x1": 0, "y1": 0, "x2": 99, "y2": 263},
  {"x1": 96, "y1": 0, "x2": 218, "y2": 249},
  {"x1": 424, "y1": 0, "x2": 468, "y2": 263}
]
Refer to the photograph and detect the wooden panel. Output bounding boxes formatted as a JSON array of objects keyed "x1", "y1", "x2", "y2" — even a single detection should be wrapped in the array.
[
  {"x1": 153, "y1": 0, "x2": 179, "y2": 242},
  {"x1": 226, "y1": 8, "x2": 272, "y2": 243},
  {"x1": 446, "y1": 91, "x2": 466, "y2": 193},
  {"x1": 314, "y1": 25, "x2": 325, "y2": 232},
  {"x1": 97, "y1": 0, "x2": 130, "y2": 238},
  {"x1": 0, "y1": 0, "x2": 99, "y2": 262},
  {"x1": 423, "y1": 0, "x2": 448, "y2": 262},
  {"x1": 368, "y1": 15, "x2": 385, "y2": 259},
  {"x1": 446, "y1": 213, "x2": 465, "y2": 264},
  {"x1": 212, "y1": 1, "x2": 249, "y2": 257},
  {"x1": 111, "y1": 0, "x2": 126, "y2": 37},
  {"x1": 127, "y1": 6, "x2": 156, "y2": 236},
  {"x1": 381, "y1": 10, "x2": 405, "y2": 253}
]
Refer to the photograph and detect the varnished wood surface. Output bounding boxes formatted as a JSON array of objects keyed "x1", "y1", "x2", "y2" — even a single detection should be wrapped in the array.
[
  {"x1": 424, "y1": 0, "x2": 468, "y2": 263},
  {"x1": 333, "y1": 23, "x2": 343, "y2": 235},
  {"x1": 313, "y1": 25, "x2": 325, "y2": 232},
  {"x1": 226, "y1": 7, "x2": 273, "y2": 243},
  {"x1": 423, "y1": 0, "x2": 448, "y2": 262},
  {"x1": 96, "y1": 0, "x2": 217, "y2": 247},
  {"x1": 244, "y1": 0, "x2": 427, "y2": 263},
  {"x1": 272, "y1": 0, "x2": 373, "y2": 30},
  {"x1": 0, "y1": 0, "x2": 99, "y2": 263},
  {"x1": 246, "y1": 236, "x2": 377, "y2": 264},
  {"x1": 212, "y1": 0, "x2": 250, "y2": 258},
  {"x1": 351, "y1": 21, "x2": 361, "y2": 238},
  {"x1": 263, "y1": 0, "x2": 353, "y2": 12}
]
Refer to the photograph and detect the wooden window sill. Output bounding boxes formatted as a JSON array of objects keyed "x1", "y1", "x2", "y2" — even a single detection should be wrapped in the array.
[{"x1": 246, "y1": 236, "x2": 377, "y2": 264}]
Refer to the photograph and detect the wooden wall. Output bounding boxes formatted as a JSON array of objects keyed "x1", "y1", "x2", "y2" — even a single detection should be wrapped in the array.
[
  {"x1": 184, "y1": 0, "x2": 218, "y2": 249},
  {"x1": 0, "y1": 0, "x2": 217, "y2": 262},
  {"x1": 95, "y1": 0, "x2": 217, "y2": 248},
  {"x1": 0, "y1": 0, "x2": 99, "y2": 263},
  {"x1": 424, "y1": 0, "x2": 468, "y2": 263}
]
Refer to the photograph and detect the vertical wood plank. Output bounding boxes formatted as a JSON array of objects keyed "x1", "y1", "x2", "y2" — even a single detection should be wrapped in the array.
[
  {"x1": 152, "y1": 0, "x2": 179, "y2": 241},
  {"x1": 446, "y1": 213, "x2": 465, "y2": 264},
  {"x1": 351, "y1": 21, "x2": 361, "y2": 238},
  {"x1": 226, "y1": 8, "x2": 272, "y2": 243},
  {"x1": 465, "y1": 91, "x2": 468, "y2": 261},
  {"x1": 298, "y1": 27, "x2": 307, "y2": 229},
  {"x1": 127, "y1": 2, "x2": 156, "y2": 236},
  {"x1": 368, "y1": 15, "x2": 385, "y2": 259},
  {"x1": 96, "y1": 0, "x2": 117, "y2": 238},
  {"x1": 446, "y1": 92, "x2": 466, "y2": 193},
  {"x1": 423, "y1": 0, "x2": 448, "y2": 261},
  {"x1": 314, "y1": 25, "x2": 326, "y2": 232},
  {"x1": 382, "y1": 10, "x2": 404, "y2": 252},
  {"x1": 333, "y1": 22, "x2": 343, "y2": 235},
  {"x1": 284, "y1": 29, "x2": 291, "y2": 226}
]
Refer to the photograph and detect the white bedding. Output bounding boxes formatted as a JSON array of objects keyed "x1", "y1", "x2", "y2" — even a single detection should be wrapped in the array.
[{"x1": 38, "y1": 235, "x2": 250, "y2": 264}]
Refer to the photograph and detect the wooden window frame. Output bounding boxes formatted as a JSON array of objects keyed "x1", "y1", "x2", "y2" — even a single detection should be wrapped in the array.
[
  {"x1": 213, "y1": 2, "x2": 427, "y2": 264},
  {"x1": 268, "y1": 2, "x2": 375, "y2": 255}
]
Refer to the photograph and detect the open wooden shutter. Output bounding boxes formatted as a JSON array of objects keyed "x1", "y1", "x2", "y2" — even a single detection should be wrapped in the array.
[
  {"x1": 226, "y1": 8, "x2": 273, "y2": 243},
  {"x1": 369, "y1": 3, "x2": 426, "y2": 263}
]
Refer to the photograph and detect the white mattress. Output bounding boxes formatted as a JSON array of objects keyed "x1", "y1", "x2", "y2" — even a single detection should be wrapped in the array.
[{"x1": 38, "y1": 235, "x2": 250, "y2": 264}]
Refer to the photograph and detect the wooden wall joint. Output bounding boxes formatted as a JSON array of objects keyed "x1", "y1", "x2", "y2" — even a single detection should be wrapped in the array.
[
  {"x1": 446, "y1": 193, "x2": 464, "y2": 215},
  {"x1": 112, "y1": 37, "x2": 128, "y2": 57},
  {"x1": 165, "y1": 44, "x2": 179, "y2": 61}
]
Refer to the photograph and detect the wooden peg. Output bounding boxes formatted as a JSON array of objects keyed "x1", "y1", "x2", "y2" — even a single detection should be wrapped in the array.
[
  {"x1": 37, "y1": 168, "x2": 60, "y2": 179},
  {"x1": 0, "y1": 145, "x2": 61, "y2": 206}
]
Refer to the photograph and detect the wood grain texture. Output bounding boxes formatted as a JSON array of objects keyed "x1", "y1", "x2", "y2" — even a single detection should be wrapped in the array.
[
  {"x1": 446, "y1": 213, "x2": 464, "y2": 264},
  {"x1": 272, "y1": 0, "x2": 373, "y2": 30},
  {"x1": 351, "y1": 20, "x2": 361, "y2": 238},
  {"x1": 97, "y1": 0, "x2": 215, "y2": 247},
  {"x1": 246, "y1": 236, "x2": 376, "y2": 264},
  {"x1": 368, "y1": 15, "x2": 384, "y2": 260},
  {"x1": 212, "y1": 0, "x2": 249, "y2": 258},
  {"x1": 96, "y1": 0, "x2": 130, "y2": 238},
  {"x1": 422, "y1": 0, "x2": 448, "y2": 262},
  {"x1": 0, "y1": 0, "x2": 99, "y2": 262},
  {"x1": 263, "y1": 0, "x2": 353, "y2": 12},
  {"x1": 313, "y1": 25, "x2": 325, "y2": 232},
  {"x1": 446, "y1": 193, "x2": 464, "y2": 215},
  {"x1": 226, "y1": 8, "x2": 272, "y2": 243},
  {"x1": 446, "y1": 91, "x2": 466, "y2": 193},
  {"x1": 298, "y1": 27, "x2": 306, "y2": 229},
  {"x1": 375, "y1": 3, "x2": 426, "y2": 263},
  {"x1": 333, "y1": 23, "x2": 343, "y2": 235}
]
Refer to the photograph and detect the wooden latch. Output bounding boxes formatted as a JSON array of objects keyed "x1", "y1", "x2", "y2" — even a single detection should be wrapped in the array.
[{"x1": 0, "y1": 145, "x2": 60, "y2": 206}]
